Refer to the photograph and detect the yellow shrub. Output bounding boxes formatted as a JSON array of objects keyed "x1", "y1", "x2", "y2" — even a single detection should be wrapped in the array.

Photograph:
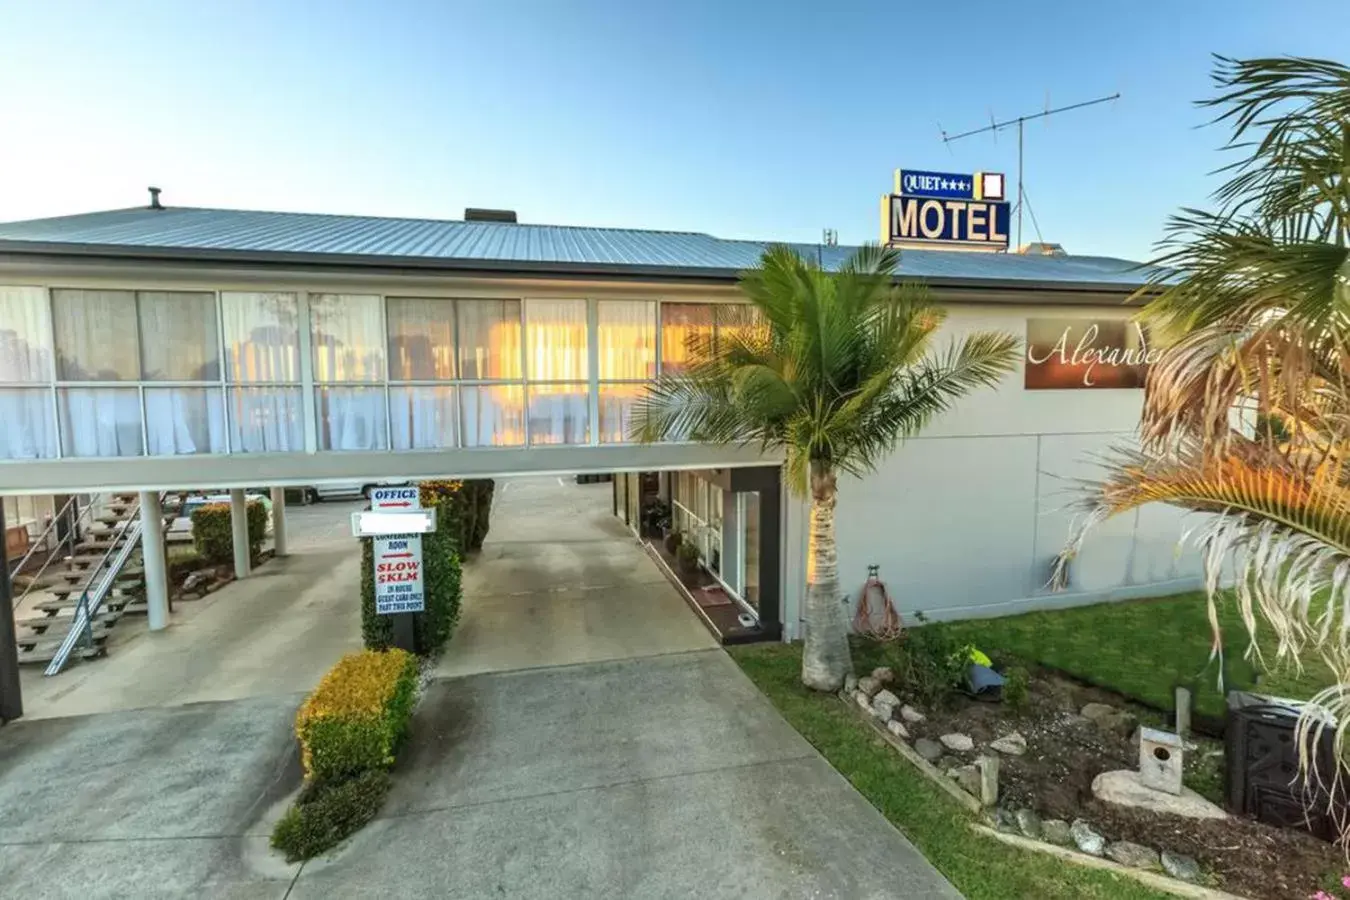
[{"x1": 296, "y1": 649, "x2": 418, "y2": 784}]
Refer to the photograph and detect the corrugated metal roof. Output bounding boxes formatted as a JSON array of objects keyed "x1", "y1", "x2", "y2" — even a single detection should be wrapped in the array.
[{"x1": 0, "y1": 205, "x2": 1157, "y2": 290}]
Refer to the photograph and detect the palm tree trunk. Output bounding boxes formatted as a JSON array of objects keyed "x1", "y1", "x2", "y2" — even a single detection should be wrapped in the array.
[{"x1": 801, "y1": 461, "x2": 853, "y2": 691}]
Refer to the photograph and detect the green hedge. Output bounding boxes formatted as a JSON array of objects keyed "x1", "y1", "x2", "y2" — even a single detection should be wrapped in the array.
[
  {"x1": 296, "y1": 648, "x2": 418, "y2": 784},
  {"x1": 189, "y1": 500, "x2": 268, "y2": 564},
  {"x1": 271, "y1": 770, "x2": 391, "y2": 862},
  {"x1": 361, "y1": 482, "x2": 463, "y2": 655}
]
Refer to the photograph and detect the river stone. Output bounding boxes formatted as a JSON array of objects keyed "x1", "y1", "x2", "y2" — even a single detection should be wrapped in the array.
[
  {"x1": 1015, "y1": 808, "x2": 1043, "y2": 839},
  {"x1": 1041, "y1": 819, "x2": 1072, "y2": 846},
  {"x1": 949, "y1": 764, "x2": 981, "y2": 796},
  {"x1": 843, "y1": 673, "x2": 858, "y2": 694},
  {"x1": 1160, "y1": 850, "x2": 1202, "y2": 882},
  {"x1": 886, "y1": 719, "x2": 910, "y2": 739},
  {"x1": 1092, "y1": 770, "x2": 1227, "y2": 820},
  {"x1": 1080, "y1": 702, "x2": 1138, "y2": 738},
  {"x1": 871, "y1": 689, "x2": 901, "y2": 720},
  {"x1": 940, "y1": 732, "x2": 974, "y2": 752},
  {"x1": 1069, "y1": 819, "x2": 1105, "y2": 857},
  {"x1": 900, "y1": 704, "x2": 926, "y2": 723},
  {"x1": 992, "y1": 806, "x2": 1020, "y2": 833},
  {"x1": 990, "y1": 732, "x2": 1027, "y2": 756},
  {"x1": 1106, "y1": 841, "x2": 1160, "y2": 869},
  {"x1": 914, "y1": 738, "x2": 944, "y2": 762},
  {"x1": 871, "y1": 666, "x2": 895, "y2": 685},
  {"x1": 854, "y1": 691, "x2": 872, "y2": 712},
  {"x1": 857, "y1": 675, "x2": 882, "y2": 698}
]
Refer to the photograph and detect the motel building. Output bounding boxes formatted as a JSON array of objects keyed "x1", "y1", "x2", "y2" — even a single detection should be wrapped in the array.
[{"x1": 0, "y1": 174, "x2": 1201, "y2": 717}]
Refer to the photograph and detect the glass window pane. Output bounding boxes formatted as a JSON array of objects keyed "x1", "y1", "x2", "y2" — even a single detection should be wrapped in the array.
[
  {"x1": 312, "y1": 294, "x2": 385, "y2": 383},
  {"x1": 388, "y1": 297, "x2": 455, "y2": 381},
  {"x1": 144, "y1": 387, "x2": 225, "y2": 455},
  {"x1": 52, "y1": 289, "x2": 139, "y2": 381},
  {"x1": 228, "y1": 387, "x2": 303, "y2": 453},
  {"x1": 660, "y1": 303, "x2": 714, "y2": 376},
  {"x1": 460, "y1": 384, "x2": 524, "y2": 447},
  {"x1": 526, "y1": 299, "x2": 587, "y2": 381},
  {"x1": 0, "y1": 286, "x2": 53, "y2": 382},
  {"x1": 222, "y1": 292, "x2": 300, "y2": 383},
  {"x1": 57, "y1": 387, "x2": 143, "y2": 457},
  {"x1": 527, "y1": 383, "x2": 589, "y2": 445},
  {"x1": 138, "y1": 291, "x2": 220, "y2": 381},
  {"x1": 716, "y1": 303, "x2": 764, "y2": 347},
  {"x1": 599, "y1": 383, "x2": 645, "y2": 444},
  {"x1": 458, "y1": 300, "x2": 521, "y2": 380},
  {"x1": 317, "y1": 386, "x2": 388, "y2": 450},
  {"x1": 598, "y1": 301, "x2": 656, "y2": 380},
  {"x1": 390, "y1": 386, "x2": 456, "y2": 450},
  {"x1": 0, "y1": 388, "x2": 56, "y2": 458}
]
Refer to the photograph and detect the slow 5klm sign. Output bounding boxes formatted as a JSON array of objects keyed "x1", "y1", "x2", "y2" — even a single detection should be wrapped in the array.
[{"x1": 371, "y1": 487, "x2": 425, "y2": 614}]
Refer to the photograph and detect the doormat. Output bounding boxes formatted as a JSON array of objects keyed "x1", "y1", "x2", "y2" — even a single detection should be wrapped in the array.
[{"x1": 695, "y1": 585, "x2": 733, "y2": 609}]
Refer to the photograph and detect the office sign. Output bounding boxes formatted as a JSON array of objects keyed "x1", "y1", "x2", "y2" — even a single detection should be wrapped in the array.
[
  {"x1": 370, "y1": 486, "x2": 425, "y2": 615},
  {"x1": 1025, "y1": 318, "x2": 1163, "y2": 389},
  {"x1": 883, "y1": 194, "x2": 1011, "y2": 249}
]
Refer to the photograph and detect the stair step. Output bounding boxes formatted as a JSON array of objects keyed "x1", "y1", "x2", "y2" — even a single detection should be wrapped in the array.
[
  {"x1": 33, "y1": 593, "x2": 134, "y2": 615},
  {"x1": 16, "y1": 625, "x2": 113, "y2": 653},
  {"x1": 17, "y1": 610, "x2": 123, "y2": 635},
  {"x1": 17, "y1": 645, "x2": 105, "y2": 666},
  {"x1": 13, "y1": 572, "x2": 63, "y2": 591}
]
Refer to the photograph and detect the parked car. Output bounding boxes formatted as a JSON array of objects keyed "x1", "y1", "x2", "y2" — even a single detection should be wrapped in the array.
[
  {"x1": 309, "y1": 481, "x2": 410, "y2": 502},
  {"x1": 164, "y1": 492, "x2": 272, "y2": 543}
]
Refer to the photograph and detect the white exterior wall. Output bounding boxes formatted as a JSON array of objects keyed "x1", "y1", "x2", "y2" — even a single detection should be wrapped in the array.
[{"x1": 781, "y1": 302, "x2": 1202, "y2": 638}]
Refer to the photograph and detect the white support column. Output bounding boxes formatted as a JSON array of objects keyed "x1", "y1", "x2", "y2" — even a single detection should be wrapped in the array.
[
  {"x1": 139, "y1": 491, "x2": 169, "y2": 631},
  {"x1": 229, "y1": 488, "x2": 251, "y2": 579},
  {"x1": 270, "y1": 486, "x2": 288, "y2": 557}
]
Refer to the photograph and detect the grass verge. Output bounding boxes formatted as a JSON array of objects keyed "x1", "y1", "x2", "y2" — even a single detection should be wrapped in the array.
[{"x1": 730, "y1": 642, "x2": 1173, "y2": 900}]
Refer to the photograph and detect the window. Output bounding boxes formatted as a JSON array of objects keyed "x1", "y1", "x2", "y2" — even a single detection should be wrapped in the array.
[
  {"x1": 525, "y1": 300, "x2": 588, "y2": 445},
  {"x1": 58, "y1": 387, "x2": 143, "y2": 457},
  {"x1": 223, "y1": 292, "x2": 302, "y2": 454},
  {"x1": 659, "y1": 302, "x2": 761, "y2": 376},
  {"x1": 52, "y1": 289, "x2": 139, "y2": 381},
  {"x1": 461, "y1": 384, "x2": 525, "y2": 447},
  {"x1": 0, "y1": 286, "x2": 56, "y2": 458},
  {"x1": 138, "y1": 291, "x2": 219, "y2": 381},
  {"x1": 598, "y1": 300, "x2": 655, "y2": 380},
  {"x1": 311, "y1": 293, "x2": 385, "y2": 383},
  {"x1": 388, "y1": 297, "x2": 455, "y2": 381},
  {"x1": 391, "y1": 385, "x2": 457, "y2": 450},
  {"x1": 459, "y1": 300, "x2": 521, "y2": 380}
]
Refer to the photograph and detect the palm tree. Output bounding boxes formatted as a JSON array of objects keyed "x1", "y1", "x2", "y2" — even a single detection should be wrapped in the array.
[
  {"x1": 634, "y1": 244, "x2": 1019, "y2": 691},
  {"x1": 1060, "y1": 56, "x2": 1350, "y2": 790}
]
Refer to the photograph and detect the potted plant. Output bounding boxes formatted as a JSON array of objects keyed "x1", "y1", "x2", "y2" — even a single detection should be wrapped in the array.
[
  {"x1": 641, "y1": 499, "x2": 672, "y2": 539},
  {"x1": 663, "y1": 530, "x2": 683, "y2": 554},
  {"x1": 676, "y1": 540, "x2": 701, "y2": 574}
]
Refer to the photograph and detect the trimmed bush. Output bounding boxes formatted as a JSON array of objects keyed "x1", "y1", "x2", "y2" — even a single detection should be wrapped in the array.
[
  {"x1": 361, "y1": 483, "x2": 463, "y2": 655},
  {"x1": 296, "y1": 649, "x2": 418, "y2": 784},
  {"x1": 189, "y1": 500, "x2": 267, "y2": 564},
  {"x1": 270, "y1": 769, "x2": 391, "y2": 862}
]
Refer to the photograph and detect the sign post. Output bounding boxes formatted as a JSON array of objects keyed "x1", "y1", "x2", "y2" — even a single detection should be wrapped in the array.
[{"x1": 367, "y1": 486, "x2": 425, "y2": 654}]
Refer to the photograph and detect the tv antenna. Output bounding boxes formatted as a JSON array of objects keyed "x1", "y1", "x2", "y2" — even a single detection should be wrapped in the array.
[{"x1": 940, "y1": 92, "x2": 1119, "y2": 249}]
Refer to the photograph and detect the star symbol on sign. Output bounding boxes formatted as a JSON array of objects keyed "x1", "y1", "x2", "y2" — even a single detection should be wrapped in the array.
[
  {"x1": 938, "y1": 179, "x2": 949, "y2": 190},
  {"x1": 957, "y1": 180, "x2": 969, "y2": 192}
]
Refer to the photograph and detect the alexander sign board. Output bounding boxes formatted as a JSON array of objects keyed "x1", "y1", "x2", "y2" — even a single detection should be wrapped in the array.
[
  {"x1": 1025, "y1": 318, "x2": 1163, "y2": 390},
  {"x1": 882, "y1": 168, "x2": 1011, "y2": 250},
  {"x1": 369, "y1": 486, "x2": 425, "y2": 615}
]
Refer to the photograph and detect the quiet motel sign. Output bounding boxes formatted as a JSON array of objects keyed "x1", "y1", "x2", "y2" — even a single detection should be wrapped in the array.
[{"x1": 882, "y1": 168, "x2": 1011, "y2": 251}]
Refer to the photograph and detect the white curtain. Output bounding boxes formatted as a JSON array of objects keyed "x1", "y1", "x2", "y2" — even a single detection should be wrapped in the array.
[
  {"x1": 458, "y1": 300, "x2": 521, "y2": 379},
  {"x1": 144, "y1": 388, "x2": 226, "y2": 455},
  {"x1": 0, "y1": 389, "x2": 56, "y2": 458},
  {"x1": 528, "y1": 384, "x2": 589, "y2": 445},
  {"x1": 390, "y1": 386, "x2": 456, "y2": 450},
  {"x1": 526, "y1": 299, "x2": 588, "y2": 381},
  {"x1": 52, "y1": 289, "x2": 139, "y2": 381},
  {"x1": 319, "y1": 387, "x2": 388, "y2": 450},
  {"x1": 598, "y1": 301, "x2": 656, "y2": 380},
  {"x1": 461, "y1": 385, "x2": 524, "y2": 447},
  {"x1": 138, "y1": 292, "x2": 220, "y2": 381},
  {"x1": 229, "y1": 387, "x2": 303, "y2": 453},
  {"x1": 58, "y1": 388, "x2": 143, "y2": 457},
  {"x1": 599, "y1": 384, "x2": 640, "y2": 443},
  {"x1": 221, "y1": 292, "x2": 299, "y2": 383},
  {"x1": 388, "y1": 297, "x2": 455, "y2": 380},
  {"x1": 311, "y1": 294, "x2": 385, "y2": 382},
  {"x1": 0, "y1": 286, "x2": 53, "y2": 382}
]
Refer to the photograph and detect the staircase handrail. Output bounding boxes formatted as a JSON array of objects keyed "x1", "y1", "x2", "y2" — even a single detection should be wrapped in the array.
[{"x1": 9, "y1": 494, "x2": 107, "y2": 609}]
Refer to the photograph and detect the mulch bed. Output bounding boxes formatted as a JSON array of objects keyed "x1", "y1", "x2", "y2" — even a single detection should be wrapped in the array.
[{"x1": 897, "y1": 669, "x2": 1344, "y2": 899}]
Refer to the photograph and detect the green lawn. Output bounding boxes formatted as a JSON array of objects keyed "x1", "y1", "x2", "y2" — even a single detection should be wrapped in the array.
[
  {"x1": 920, "y1": 592, "x2": 1338, "y2": 719},
  {"x1": 730, "y1": 643, "x2": 1173, "y2": 900}
]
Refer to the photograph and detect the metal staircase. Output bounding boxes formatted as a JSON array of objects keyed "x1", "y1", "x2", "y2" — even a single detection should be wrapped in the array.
[{"x1": 9, "y1": 493, "x2": 172, "y2": 674}]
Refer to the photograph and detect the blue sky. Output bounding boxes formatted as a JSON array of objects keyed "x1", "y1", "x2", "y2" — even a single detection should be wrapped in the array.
[{"x1": 1, "y1": 0, "x2": 1347, "y2": 260}]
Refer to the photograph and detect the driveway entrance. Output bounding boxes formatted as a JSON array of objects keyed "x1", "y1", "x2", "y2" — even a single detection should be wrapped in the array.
[{"x1": 436, "y1": 476, "x2": 717, "y2": 678}]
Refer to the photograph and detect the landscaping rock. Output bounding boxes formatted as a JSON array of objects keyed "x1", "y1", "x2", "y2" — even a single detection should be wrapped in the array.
[
  {"x1": 1106, "y1": 841, "x2": 1160, "y2": 870},
  {"x1": 1069, "y1": 819, "x2": 1105, "y2": 857},
  {"x1": 871, "y1": 689, "x2": 901, "y2": 720},
  {"x1": 843, "y1": 673, "x2": 858, "y2": 694},
  {"x1": 854, "y1": 691, "x2": 872, "y2": 713},
  {"x1": 857, "y1": 675, "x2": 882, "y2": 698},
  {"x1": 886, "y1": 719, "x2": 909, "y2": 740},
  {"x1": 940, "y1": 732, "x2": 974, "y2": 753},
  {"x1": 1041, "y1": 819, "x2": 1072, "y2": 847},
  {"x1": 1160, "y1": 850, "x2": 1201, "y2": 882},
  {"x1": 914, "y1": 738, "x2": 944, "y2": 762},
  {"x1": 1080, "y1": 702, "x2": 1138, "y2": 738},
  {"x1": 182, "y1": 568, "x2": 214, "y2": 591},
  {"x1": 1091, "y1": 769, "x2": 1227, "y2": 820},
  {"x1": 989, "y1": 732, "x2": 1027, "y2": 756},
  {"x1": 900, "y1": 704, "x2": 926, "y2": 723},
  {"x1": 1015, "y1": 808, "x2": 1043, "y2": 840},
  {"x1": 992, "y1": 806, "x2": 1020, "y2": 833},
  {"x1": 871, "y1": 666, "x2": 895, "y2": 685},
  {"x1": 949, "y1": 764, "x2": 981, "y2": 796}
]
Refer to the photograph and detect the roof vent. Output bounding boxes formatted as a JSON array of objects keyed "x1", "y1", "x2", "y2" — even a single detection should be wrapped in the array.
[
  {"x1": 1016, "y1": 242, "x2": 1066, "y2": 256},
  {"x1": 147, "y1": 186, "x2": 164, "y2": 210},
  {"x1": 464, "y1": 207, "x2": 517, "y2": 223}
]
